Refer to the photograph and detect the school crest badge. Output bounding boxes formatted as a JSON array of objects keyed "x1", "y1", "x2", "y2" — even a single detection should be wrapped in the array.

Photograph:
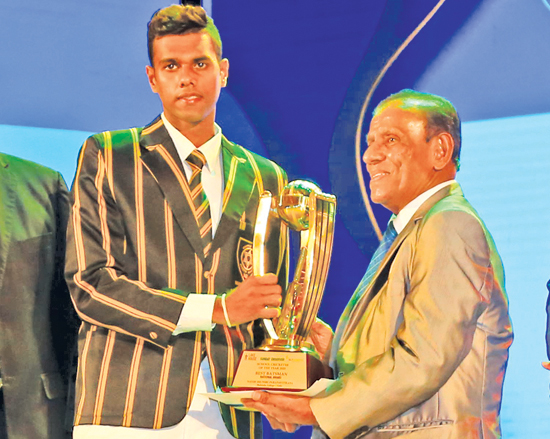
[{"x1": 236, "y1": 237, "x2": 253, "y2": 282}]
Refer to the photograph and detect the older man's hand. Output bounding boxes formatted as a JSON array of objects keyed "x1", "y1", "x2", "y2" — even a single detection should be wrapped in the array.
[
  {"x1": 308, "y1": 319, "x2": 334, "y2": 362},
  {"x1": 242, "y1": 391, "x2": 318, "y2": 431}
]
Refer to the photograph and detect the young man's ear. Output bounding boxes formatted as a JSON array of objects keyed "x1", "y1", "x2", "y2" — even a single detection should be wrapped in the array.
[
  {"x1": 220, "y1": 58, "x2": 229, "y2": 87},
  {"x1": 432, "y1": 132, "x2": 455, "y2": 171},
  {"x1": 146, "y1": 65, "x2": 158, "y2": 93}
]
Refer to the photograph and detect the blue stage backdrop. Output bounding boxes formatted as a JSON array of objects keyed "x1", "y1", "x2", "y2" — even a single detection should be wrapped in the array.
[{"x1": 1, "y1": 1, "x2": 549, "y2": 438}]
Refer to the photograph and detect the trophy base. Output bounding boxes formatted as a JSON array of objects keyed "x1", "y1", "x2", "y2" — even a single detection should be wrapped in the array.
[{"x1": 223, "y1": 348, "x2": 329, "y2": 392}]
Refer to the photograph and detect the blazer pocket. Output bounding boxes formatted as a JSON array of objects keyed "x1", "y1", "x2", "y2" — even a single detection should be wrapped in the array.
[{"x1": 40, "y1": 371, "x2": 65, "y2": 400}]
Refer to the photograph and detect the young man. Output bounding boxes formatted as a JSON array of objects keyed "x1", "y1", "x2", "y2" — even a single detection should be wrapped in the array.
[
  {"x1": 65, "y1": 5, "x2": 287, "y2": 439},
  {"x1": 245, "y1": 90, "x2": 513, "y2": 439}
]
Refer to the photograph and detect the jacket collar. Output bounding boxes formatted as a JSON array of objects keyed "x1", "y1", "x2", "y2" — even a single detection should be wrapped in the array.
[
  {"x1": 210, "y1": 136, "x2": 257, "y2": 254},
  {"x1": 138, "y1": 117, "x2": 257, "y2": 261}
]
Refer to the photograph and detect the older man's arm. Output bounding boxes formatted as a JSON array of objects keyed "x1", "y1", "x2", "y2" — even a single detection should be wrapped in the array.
[
  {"x1": 247, "y1": 210, "x2": 494, "y2": 438},
  {"x1": 309, "y1": 210, "x2": 493, "y2": 438}
]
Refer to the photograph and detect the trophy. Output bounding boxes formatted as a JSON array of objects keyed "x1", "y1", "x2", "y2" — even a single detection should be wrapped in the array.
[{"x1": 228, "y1": 180, "x2": 336, "y2": 391}]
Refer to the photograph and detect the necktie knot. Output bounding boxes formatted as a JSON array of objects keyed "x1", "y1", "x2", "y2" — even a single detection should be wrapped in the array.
[
  {"x1": 383, "y1": 220, "x2": 397, "y2": 244},
  {"x1": 186, "y1": 150, "x2": 207, "y2": 170}
]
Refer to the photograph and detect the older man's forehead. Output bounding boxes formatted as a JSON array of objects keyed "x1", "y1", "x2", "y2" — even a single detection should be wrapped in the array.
[{"x1": 371, "y1": 107, "x2": 425, "y2": 128}]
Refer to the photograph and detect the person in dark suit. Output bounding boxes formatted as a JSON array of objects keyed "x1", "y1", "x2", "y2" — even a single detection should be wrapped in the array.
[
  {"x1": 0, "y1": 152, "x2": 75, "y2": 439},
  {"x1": 244, "y1": 90, "x2": 513, "y2": 439},
  {"x1": 65, "y1": 5, "x2": 287, "y2": 439}
]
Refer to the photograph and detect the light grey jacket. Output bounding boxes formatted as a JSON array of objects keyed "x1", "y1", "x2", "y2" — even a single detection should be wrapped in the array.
[{"x1": 311, "y1": 183, "x2": 513, "y2": 439}]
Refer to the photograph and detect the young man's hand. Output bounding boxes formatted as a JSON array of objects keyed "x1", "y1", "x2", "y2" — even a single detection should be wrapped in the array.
[{"x1": 212, "y1": 274, "x2": 282, "y2": 326}]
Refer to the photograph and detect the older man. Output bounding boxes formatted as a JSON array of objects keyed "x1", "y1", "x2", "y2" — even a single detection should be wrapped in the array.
[{"x1": 244, "y1": 89, "x2": 513, "y2": 439}]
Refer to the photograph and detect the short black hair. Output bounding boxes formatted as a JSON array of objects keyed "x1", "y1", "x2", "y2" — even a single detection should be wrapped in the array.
[{"x1": 147, "y1": 5, "x2": 222, "y2": 65}]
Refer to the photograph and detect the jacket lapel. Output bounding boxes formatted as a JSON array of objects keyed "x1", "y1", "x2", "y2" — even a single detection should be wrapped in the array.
[
  {"x1": 138, "y1": 117, "x2": 206, "y2": 260},
  {"x1": 340, "y1": 183, "x2": 459, "y2": 345},
  {"x1": 211, "y1": 137, "x2": 257, "y2": 253}
]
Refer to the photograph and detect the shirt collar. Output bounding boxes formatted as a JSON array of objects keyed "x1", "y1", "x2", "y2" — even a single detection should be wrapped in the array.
[
  {"x1": 392, "y1": 180, "x2": 456, "y2": 233},
  {"x1": 161, "y1": 113, "x2": 222, "y2": 171}
]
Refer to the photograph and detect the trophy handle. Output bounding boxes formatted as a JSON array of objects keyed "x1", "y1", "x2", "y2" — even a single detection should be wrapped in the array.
[{"x1": 253, "y1": 191, "x2": 284, "y2": 340}]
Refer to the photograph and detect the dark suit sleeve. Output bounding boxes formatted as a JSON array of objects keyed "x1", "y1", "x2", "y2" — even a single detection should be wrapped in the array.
[
  {"x1": 65, "y1": 137, "x2": 186, "y2": 348},
  {"x1": 49, "y1": 172, "x2": 78, "y2": 380},
  {"x1": 310, "y1": 210, "x2": 494, "y2": 439}
]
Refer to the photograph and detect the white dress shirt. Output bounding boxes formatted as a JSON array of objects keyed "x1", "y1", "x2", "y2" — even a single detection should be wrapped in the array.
[
  {"x1": 392, "y1": 180, "x2": 456, "y2": 233},
  {"x1": 74, "y1": 114, "x2": 234, "y2": 438}
]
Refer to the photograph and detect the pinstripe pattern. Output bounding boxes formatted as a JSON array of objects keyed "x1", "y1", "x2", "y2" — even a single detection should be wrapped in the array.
[
  {"x1": 66, "y1": 117, "x2": 287, "y2": 436},
  {"x1": 154, "y1": 345, "x2": 173, "y2": 428},
  {"x1": 164, "y1": 200, "x2": 176, "y2": 288},
  {"x1": 122, "y1": 338, "x2": 144, "y2": 427},
  {"x1": 75, "y1": 325, "x2": 96, "y2": 425},
  {"x1": 249, "y1": 412, "x2": 255, "y2": 439},
  {"x1": 223, "y1": 325, "x2": 236, "y2": 385},
  {"x1": 230, "y1": 405, "x2": 239, "y2": 438},
  {"x1": 241, "y1": 148, "x2": 264, "y2": 194},
  {"x1": 222, "y1": 156, "x2": 239, "y2": 211},
  {"x1": 102, "y1": 131, "x2": 116, "y2": 202},
  {"x1": 71, "y1": 139, "x2": 89, "y2": 274},
  {"x1": 93, "y1": 330, "x2": 116, "y2": 424},
  {"x1": 71, "y1": 140, "x2": 179, "y2": 333},
  {"x1": 187, "y1": 333, "x2": 202, "y2": 411},
  {"x1": 235, "y1": 326, "x2": 247, "y2": 351},
  {"x1": 132, "y1": 128, "x2": 147, "y2": 282},
  {"x1": 95, "y1": 150, "x2": 113, "y2": 268}
]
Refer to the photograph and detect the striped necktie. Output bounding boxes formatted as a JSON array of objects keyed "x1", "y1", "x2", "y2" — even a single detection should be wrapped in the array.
[
  {"x1": 186, "y1": 150, "x2": 213, "y2": 257},
  {"x1": 351, "y1": 220, "x2": 398, "y2": 305},
  {"x1": 329, "y1": 221, "x2": 398, "y2": 372}
]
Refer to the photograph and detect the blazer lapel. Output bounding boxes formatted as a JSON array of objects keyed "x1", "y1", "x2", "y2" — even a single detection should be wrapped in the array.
[
  {"x1": 138, "y1": 117, "x2": 206, "y2": 260},
  {"x1": 340, "y1": 183, "x2": 459, "y2": 345},
  {"x1": 211, "y1": 137, "x2": 257, "y2": 253}
]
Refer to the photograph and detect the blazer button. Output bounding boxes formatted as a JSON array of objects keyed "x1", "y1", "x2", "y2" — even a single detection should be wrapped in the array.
[
  {"x1": 149, "y1": 331, "x2": 158, "y2": 340},
  {"x1": 204, "y1": 271, "x2": 210, "y2": 278}
]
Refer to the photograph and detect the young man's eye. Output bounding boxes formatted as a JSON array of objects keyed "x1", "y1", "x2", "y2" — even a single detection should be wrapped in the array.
[{"x1": 196, "y1": 61, "x2": 206, "y2": 68}]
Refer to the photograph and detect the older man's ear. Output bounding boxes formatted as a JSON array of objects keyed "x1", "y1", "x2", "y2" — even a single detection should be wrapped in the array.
[{"x1": 431, "y1": 132, "x2": 456, "y2": 172}]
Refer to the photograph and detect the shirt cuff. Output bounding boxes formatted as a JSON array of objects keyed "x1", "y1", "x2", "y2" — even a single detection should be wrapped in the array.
[{"x1": 173, "y1": 294, "x2": 217, "y2": 334}]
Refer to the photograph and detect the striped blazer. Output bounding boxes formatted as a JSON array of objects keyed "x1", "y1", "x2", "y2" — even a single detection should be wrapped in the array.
[{"x1": 65, "y1": 116, "x2": 287, "y2": 438}]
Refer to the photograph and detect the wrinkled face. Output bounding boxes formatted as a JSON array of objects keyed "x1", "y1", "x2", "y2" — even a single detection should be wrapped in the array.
[
  {"x1": 146, "y1": 32, "x2": 228, "y2": 131},
  {"x1": 363, "y1": 107, "x2": 436, "y2": 214}
]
